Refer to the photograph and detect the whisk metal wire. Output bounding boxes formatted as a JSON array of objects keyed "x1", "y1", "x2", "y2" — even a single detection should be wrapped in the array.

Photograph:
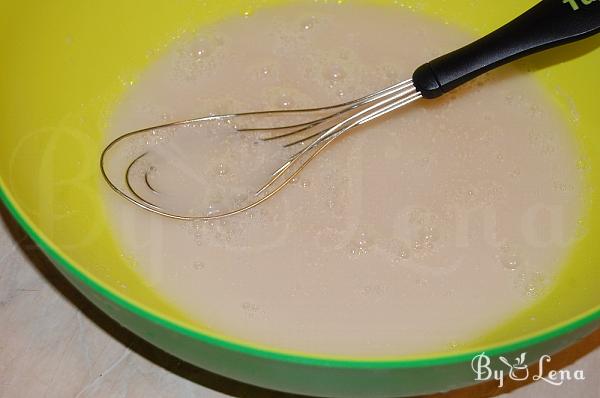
[{"x1": 100, "y1": 79, "x2": 422, "y2": 220}]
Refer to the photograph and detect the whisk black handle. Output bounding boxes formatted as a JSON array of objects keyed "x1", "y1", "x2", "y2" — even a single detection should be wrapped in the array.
[{"x1": 413, "y1": 0, "x2": 600, "y2": 99}]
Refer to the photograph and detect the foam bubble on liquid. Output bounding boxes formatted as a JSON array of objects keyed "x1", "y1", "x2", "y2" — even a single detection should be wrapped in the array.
[
  {"x1": 301, "y1": 17, "x2": 315, "y2": 31},
  {"x1": 259, "y1": 66, "x2": 272, "y2": 79},
  {"x1": 279, "y1": 96, "x2": 293, "y2": 108}
]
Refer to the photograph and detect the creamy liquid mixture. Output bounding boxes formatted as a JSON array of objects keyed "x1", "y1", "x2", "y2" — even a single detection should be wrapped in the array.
[{"x1": 105, "y1": 3, "x2": 584, "y2": 356}]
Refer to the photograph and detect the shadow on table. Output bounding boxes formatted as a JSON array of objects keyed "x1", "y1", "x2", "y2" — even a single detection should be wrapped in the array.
[{"x1": 1, "y1": 203, "x2": 598, "y2": 398}]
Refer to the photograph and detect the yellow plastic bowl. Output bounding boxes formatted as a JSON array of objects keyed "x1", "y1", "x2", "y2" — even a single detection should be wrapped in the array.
[{"x1": 0, "y1": 1, "x2": 599, "y2": 396}]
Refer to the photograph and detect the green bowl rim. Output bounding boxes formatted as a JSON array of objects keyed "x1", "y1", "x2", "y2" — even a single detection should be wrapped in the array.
[{"x1": 0, "y1": 181, "x2": 598, "y2": 369}]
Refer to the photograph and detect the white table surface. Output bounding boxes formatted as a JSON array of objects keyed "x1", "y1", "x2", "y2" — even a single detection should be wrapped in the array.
[{"x1": 1, "y1": 203, "x2": 598, "y2": 398}]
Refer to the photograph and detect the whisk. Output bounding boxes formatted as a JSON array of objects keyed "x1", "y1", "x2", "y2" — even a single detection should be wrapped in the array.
[{"x1": 101, "y1": 0, "x2": 600, "y2": 221}]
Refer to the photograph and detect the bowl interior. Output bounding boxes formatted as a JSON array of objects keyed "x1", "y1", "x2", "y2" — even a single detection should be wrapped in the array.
[{"x1": 0, "y1": 0, "x2": 599, "y2": 363}]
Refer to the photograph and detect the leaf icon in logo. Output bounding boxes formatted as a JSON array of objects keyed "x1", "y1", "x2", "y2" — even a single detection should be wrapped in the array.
[
  {"x1": 516, "y1": 352, "x2": 527, "y2": 367},
  {"x1": 499, "y1": 356, "x2": 511, "y2": 368}
]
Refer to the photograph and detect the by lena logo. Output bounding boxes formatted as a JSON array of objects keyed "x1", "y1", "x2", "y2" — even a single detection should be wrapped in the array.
[
  {"x1": 563, "y1": 0, "x2": 597, "y2": 11},
  {"x1": 471, "y1": 352, "x2": 585, "y2": 388}
]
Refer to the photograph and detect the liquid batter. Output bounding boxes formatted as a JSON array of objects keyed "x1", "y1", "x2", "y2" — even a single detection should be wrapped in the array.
[{"x1": 104, "y1": 3, "x2": 584, "y2": 356}]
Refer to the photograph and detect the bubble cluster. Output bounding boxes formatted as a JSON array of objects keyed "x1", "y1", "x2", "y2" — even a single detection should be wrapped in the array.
[
  {"x1": 497, "y1": 243, "x2": 521, "y2": 271},
  {"x1": 516, "y1": 271, "x2": 547, "y2": 298},
  {"x1": 388, "y1": 240, "x2": 411, "y2": 263},
  {"x1": 215, "y1": 163, "x2": 230, "y2": 177},
  {"x1": 359, "y1": 285, "x2": 384, "y2": 297},
  {"x1": 242, "y1": 301, "x2": 261, "y2": 317},
  {"x1": 348, "y1": 232, "x2": 373, "y2": 258},
  {"x1": 396, "y1": 209, "x2": 443, "y2": 260},
  {"x1": 323, "y1": 65, "x2": 345, "y2": 89}
]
